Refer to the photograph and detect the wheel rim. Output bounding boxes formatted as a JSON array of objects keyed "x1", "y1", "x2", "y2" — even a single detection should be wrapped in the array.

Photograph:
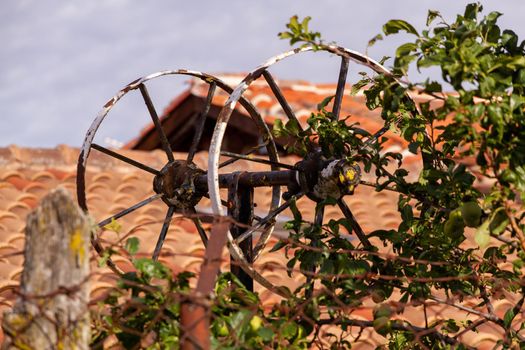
[{"x1": 208, "y1": 44, "x2": 430, "y2": 298}]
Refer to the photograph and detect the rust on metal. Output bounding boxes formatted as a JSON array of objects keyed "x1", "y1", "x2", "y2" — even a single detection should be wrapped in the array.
[
  {"x1": 228, "y1": 172, "x2": 255, "y2": 291},
  {"x1": 332, "y1": 56, "x2": 350, "y2": 120}
]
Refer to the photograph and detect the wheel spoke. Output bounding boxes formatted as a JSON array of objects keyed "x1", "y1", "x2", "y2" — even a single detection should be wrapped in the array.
[
  {"x1": 202, "y1": 193, "x2": 230, "y2": 208},
  {"x1": 188, "y1": 82, "x2": 216, "y2": 163},
  {"x1": 217, "y1": 142, "x2": 269, "y2": 169},
  {"x1": 91, "y1": 143, "x2": 160, "y2": 175},
  {"x1": 237, "y1": 192, "x2": 304, "y2": 246},
  {"x1": 220, "y1": 151, "x2": 296, "y2": 170},
  {"x1": 337, "y1": 199, "x2": 372, "y2": 249},
  {"x1": 187, "y1": 207, "x2": 208, "y2": 247},
  {"x1": 332, "y1": 56, "x2": 350, "y2": 120},
  {"x1": 262, "y1": 70, "x2": 302, "y2": 129},
  {"x1": 152, "y1": 206, "x2": 176, "y2": 260},
  {"x1": 139, "y1": 83, "x2": 175, "y2": 162},
  {"x1": 98, "y1": 193, "x2": 163, "y2": 228}
]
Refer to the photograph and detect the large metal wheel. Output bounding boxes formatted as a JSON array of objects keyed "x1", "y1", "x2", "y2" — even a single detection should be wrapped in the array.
[
  {"x1": 208, "y1": 45, "x2": 431, "y2": 298},
  {"x1": 77, "y1": 70, "x2": 281, "y2": 274}
]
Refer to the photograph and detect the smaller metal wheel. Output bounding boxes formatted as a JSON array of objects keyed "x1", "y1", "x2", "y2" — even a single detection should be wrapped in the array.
[{"x1": 77, "y1": 70, "x2": 281, "y2": 274}]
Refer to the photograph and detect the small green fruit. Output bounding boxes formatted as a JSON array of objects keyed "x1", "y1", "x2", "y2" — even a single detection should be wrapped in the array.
[
  {"x1": 460, "y1": 201, "x2": 482, "y2": 227},
  {"x1": 215, "y1": 321, "x2": 229, "y2": 337},
  {"x1": 373, "y1": 316, "x2": 391, "y2": 336},
  {"x1": 249, "y1": 315, "x2": 263, "y2": 332},
  {"x1": 371, "y1": 289, "x2": 387, "y2": 304},
  {"x1": 444, "y1": 209, "x2": 465, "y2": 237},
  {"x1": 373, "y1": 304, "x2": 392, "y2": 319}
]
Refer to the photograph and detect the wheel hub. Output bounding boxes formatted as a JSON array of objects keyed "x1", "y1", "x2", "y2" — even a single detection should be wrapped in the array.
[
  {"x1": 153, "y1": 160, "x2": 205, "y2": 209},
  {"x1": 293, "y1": 151, "x2": 361, "y2": 201}
]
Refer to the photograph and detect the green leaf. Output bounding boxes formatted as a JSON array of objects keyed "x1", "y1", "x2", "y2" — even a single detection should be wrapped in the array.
[
  {"x1": 368, "y1": 33, "x2": 383, "y2": 47},
  {"x1": 301, "y1": 16, "x2": 311, "y2": 33},
  {"x1": 317, "y1": 95, "x2": 334, "y2": 111},
  {"x1": 257, "y1": 327, "x2": 274, "y2": 342},
  {"x1": 426, "y1": 10, "x2": 440, "y2": 26},
  {"x1": 488, "y1": 208, "x2": 509, "y2": 235},
  {"x1": 269, "y1": 239, "x2": 287, "y2": 252},
  {"x1": 133, "y1": 258, "x2": 169, "y2": 279},
  {"x1": 395, "y1": 42, "x2": 417, "y2": 58},
  {"x1": 98, "y1": 249, "x2": 112, "y2": 267},
  {"x1": 281, "y1": 322, "x2": 298, "y2": 339},
  {"x1": 464, "y1": 3, "x2": 482, "y2": 20},
  {"x1": 125, "y1": 237, "x2": 140, "y2": 255},
  {"x1": 474, "y1": 220, "x2": 491, "y2": 250},
  {"x1": 383, "y1": 19, "x2": 419, "y2": 36},
  {"x1": 285, "y1": 118, "x2": 301, "y2": 136},
  {"x1": 379, "y1": 56, "x2": 391, "y2": 65},
  {"x1": 278, "y1": 31, "x2": 292, "y2": 40},
  {"x1": 347, "y1": 260, "x2": 370, "y2": 277},
  {"x1": 272, "y1": 119, "x2": 284, "y2": 136},
  {"x1": 350, "y1": 79, "x2": 368, "y2": 96},
  {"x1": 289, "y1": 15, "x2": 299, "y2": 32},
  {"x1": 504, "y1": 308, "x2": 515, "y2": 328}
]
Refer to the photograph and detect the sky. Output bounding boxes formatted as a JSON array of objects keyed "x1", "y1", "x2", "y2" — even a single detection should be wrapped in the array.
[{"x1": 2, "y1": 0, "x2": 524, "y2": 148}]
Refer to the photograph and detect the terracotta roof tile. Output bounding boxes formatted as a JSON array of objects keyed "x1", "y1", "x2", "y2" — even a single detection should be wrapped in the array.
[
  {"x1": 6, "y1": 202, "x2": 31, "y2": 218},
  {"x1": 0, "y1": 135, "x2": 502, "y2": 349},
  {"x1": 16, "y1": 193, "x2": 38, "y2": 209}
]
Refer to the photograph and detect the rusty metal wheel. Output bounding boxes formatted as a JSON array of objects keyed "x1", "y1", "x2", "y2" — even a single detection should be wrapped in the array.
[
  {"x1": 208, "y1": 45, "x2": 430, "y2": 298},
  {"x1": 77, "y1": 70, "x2": 281, "y2": 274}
]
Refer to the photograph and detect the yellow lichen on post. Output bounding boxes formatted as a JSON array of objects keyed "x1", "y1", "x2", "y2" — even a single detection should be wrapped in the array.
[{"x1": 70, "y1": 228, "x2": 86, "y2": 263}]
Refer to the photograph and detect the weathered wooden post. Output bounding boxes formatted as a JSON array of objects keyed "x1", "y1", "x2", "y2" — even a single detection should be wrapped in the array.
[{"x1": 2, "y1": 187, "x2": 91, "y2": 349}]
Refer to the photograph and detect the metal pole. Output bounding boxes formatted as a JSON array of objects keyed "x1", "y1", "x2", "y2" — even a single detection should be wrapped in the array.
[{"x1": 228, "y1": 172, "x2": 254, "y2": 291}]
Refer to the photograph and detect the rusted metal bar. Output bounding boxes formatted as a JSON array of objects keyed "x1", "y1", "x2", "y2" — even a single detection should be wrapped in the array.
[
  {"x1": 196, "y1": 170, "x2": 294, "y2": 191},
  {"x1": 262, "y1": 70, "x2": 302, "y2": 128},
  {"x1": 237, "y1": 192, "x2": 304, "y2": 246},
  {"x1": 228, "y1": 173, "x2": 254, "y2": 291},
  {"x1": 188, "y1": 207, "x2": 208, "y2": 247},
  {"x1": 217, "y1": 170, "x2": 293, "y2": 188},
  {"x1": 188, "y1": 82, "x2": 216, "y2": 163},
  {"x1": 220, "y1": 151, "x2": 296, "y2": 170},
  {"x1": 152, "y1": 206, "x2": 175, "y2": 260},
  {"x1": 218, "y1": 170, "x2": 292, "y2": 188},
  {"x1": 98, "y1": 193, "x2": 163, "y2": 227},
  {"x1": 139, "y1": 83, "x2": 175, "y2": 162},
  {"x1": 91, "y1": 143, "x2": 160, "y2": 175},
  {"x1": 217, "y1": 143, "x2": 267, "y2": 169},
  {"x1": 338, "y1": 198, "x2": 372, "y2": 249},
  {"x1": 332, "y1": 56, "x2": 350, "y2": 120}
]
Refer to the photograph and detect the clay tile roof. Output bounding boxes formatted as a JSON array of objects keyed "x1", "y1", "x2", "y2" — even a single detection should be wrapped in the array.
[
  {"x1": 0, "y1": 143, "x2": 507, "y2": 348},
  {"x1": 0, "y1": 76, "x2": 502, "y2": 348}
]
